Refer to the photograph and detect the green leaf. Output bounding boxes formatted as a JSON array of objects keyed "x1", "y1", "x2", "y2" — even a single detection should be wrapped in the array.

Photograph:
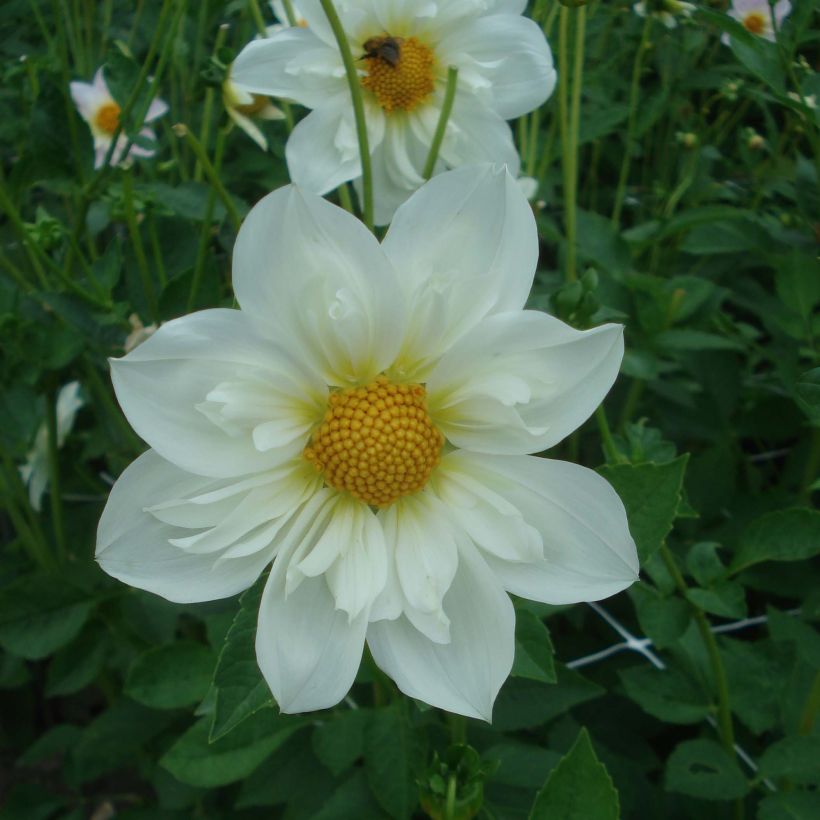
[
  {"x1": 529, "y1": 728, "x2": 619, "y2": 820},
  {"x1": 629, "y1": 583, "x2": 691, "y2": 649},
  {"x1": 45, "y1": 622, "x2": 109, "y2": 697},
  {"x1": 313, "y1": 708, "x2": 369, "y2": 777},
  {"x1": 619, "y1": 665, "x2": 712, "y2": 725},
  {"x1": 731, "y1": 509, "x2": 820, "y2": 572},
  {"x1": 483, "y1": 743, "x2": 561, "y2": 790},
  {"x1": 665, "y1": 739, "x2": 749, "y2": 800},
  {"x1": 598, "y1": 456, "x2": 689, "y2": 564},
  {"x1": 210, "y1": 575, "x2": 273, "y2": 741},
  {"x1": 686, "y1": 543, "x2": 726, "y2": 587},
  {"x1": 686, "y1": 582, "x2": 747, "y2": 619},
  {"x1": 656, "y1": 329, "x2": 743, "y2": 353},
  {"x1": 313, "y1": 769, "x2": 385, "y2": 820},
  {"x1": 494, "y1": 666, "x2": 604, "y2": 731},
  {"x1": 680, "y1": 218, "x2": 764, "y2": 255},
  {"x1": 364, "y1": 702, "x2": 417, "y2": 820},
  {"x1": 758, "y1": 791, "x2": 820, "y2": 820},
  {"x1": 575, "y1": 208, "x2": 631, "y2": 275},
  {"x1": 160, "y1": 711, "x2": 306, "y2": 788},
  {"x1": 795, "y1": 368, "x2": 820, "y2": 422},
  {"x1": 759, "y1": 736, "x2": 820, "y2": 784},
  {"x1": 512, "y1": 609, "x2": 556, "y2": 684},
  {"x1": 0, "y1": 572, "x2": 96, "y2": 660},
  {"x1": 775, "y1": 252, "x2": 820, "y2": 321},
  {"x1": 125, "y1": 641, "x2": 215, "y2": 709},
  {"x1": 767, "y1": 607, "x2": 820, "y2": 669}
]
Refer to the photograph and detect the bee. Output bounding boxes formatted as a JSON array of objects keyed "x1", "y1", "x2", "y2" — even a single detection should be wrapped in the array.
[{"x1": 361, "y1": 35, "x2": 404, "y2": 68}]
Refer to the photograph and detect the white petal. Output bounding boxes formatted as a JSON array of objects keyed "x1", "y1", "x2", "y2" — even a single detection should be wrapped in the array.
[
  {"x1": 440, "y1": 14, "x2": 556, "y2": 120},
  {"x1": 428, "y1": 312, "x2": 624, "y2": 454},
  {"x1": 111, "y1": 309, "x2": 323, "y2": 478},
  {"x1": 286, "y1": 96, "x2": 364, "y2": 194},
  {"x1": 96, "y1": 451, "x2": 274, "y2": 603},
  {"x1": 145, "y1": 96, "x2": 169, "y2": 122},
  {"x1": 256, "y1": 540, "x2": 368, "y2": 713},
  {"x1": 70, "y1": 80, "x2": 106, "y2": 122},
  {"x1": 367, "y1": 537, "x2": 514, "y2": 721},
  {"x1": 447, "y1": 451, "x2": 639, "y2": 604},
  {"x1": 383, "y1": 165, "x2": 536, "y2": 378},
  {"x1": 231, "y1": 28, "x2": 344, "y2": 109},
  {"x1": 55, "y1": 381, "x2": 83, "y2": 445},
  {"x1": 232, "y1": 185, "x2": 405, "y2": 386},
  {"x1": 228, "y1": 108, "x2": 269, "y2": 150}
]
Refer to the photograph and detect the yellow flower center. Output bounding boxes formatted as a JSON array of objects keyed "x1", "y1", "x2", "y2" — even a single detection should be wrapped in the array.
[
  {"x1": 360, "y1": 35, "x2": 436, "y2": 114},
  {"x1": 742, "y1": 11, "x2": 767, "y2": 35},
  {"x1": 234, "y1": 94, "x2": 272, "y2": 117},
  {"x1": 95, "y1": 102, "x2": 121, "y2": 135},
  {"x1": 304, "y1": 377, "x2": 444, "y2": 507}
]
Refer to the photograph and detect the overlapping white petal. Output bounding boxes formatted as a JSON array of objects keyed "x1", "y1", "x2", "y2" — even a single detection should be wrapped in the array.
[{"x1": 232, "y1": 0, "x2": 555, "y2": 222}]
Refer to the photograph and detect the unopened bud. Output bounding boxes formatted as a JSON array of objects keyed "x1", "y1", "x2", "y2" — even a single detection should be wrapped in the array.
[{"x1": 676, "y1": 131, "x2": 698, "y2": 148}]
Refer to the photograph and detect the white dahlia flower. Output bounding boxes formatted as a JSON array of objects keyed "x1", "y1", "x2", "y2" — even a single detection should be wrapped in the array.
[
  {"x1": 70, "y1": 68, "x2": 168, "y2": 169},
  {"x1": 223, "y1": 71, "x2": 285, "y2": 152},
  {"x1": 96, "y1": 166, "x2": 638, "y2": 720},
  {"x1": 723, "y1": 0, "x2": 791, "y2": 43},
  {"x1": 232, "y1": 0, "x2": 556, "y2": 224}
]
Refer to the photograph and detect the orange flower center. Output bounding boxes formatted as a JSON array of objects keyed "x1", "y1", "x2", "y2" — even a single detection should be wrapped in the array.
[
  {"x1": 742, "y1": 11, "x2": 767, "y2": 35},
  {"x1": 94, "y1": 102, "x2": 121, "y2": 135},
  {"x1": 304, "y1": 377, "x2": 444, "y2": 507},
  {"x1": 360, "y1": 35, "x2": 436, "y2": 114}
]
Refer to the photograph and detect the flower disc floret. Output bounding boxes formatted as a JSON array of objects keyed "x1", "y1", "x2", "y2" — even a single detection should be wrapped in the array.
[
  {"x1": 304, "y1": 377, "x2": 443, "y2": 507},
  {"x1": 742, "y1": 11, "x2": 766, "y2": 33},
  {"x1": 361, "y1": 36, "x2": 436, "y2": 114},
  {"x1": 95, "y1": 101, "x2": 121, "y2": 135}
]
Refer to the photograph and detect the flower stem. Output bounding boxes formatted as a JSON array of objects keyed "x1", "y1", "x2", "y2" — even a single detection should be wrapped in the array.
[
  {"x1": 612, "y1": 16, "x2": 651, "y2": 226},
  {"x1": 122, "y1": 167, "x2": 158, "y2": 321},
  {"x1": 559, "y1": 4, "x2": 586, "y2": 283},
  {"x1": 248, "y1": 0, "x2": 268, "y2": 35},
  {"x1": 444, "y1": 773, "x2": 457, "y2": 820},
  {"x1": 195, "y1": 24, "x2": 230, "y2": 183},
  {"x1": 423, "y1": 66, "x2": 459, "y2": 180},
  {"x1": 45, "y1": 380, "x2": 68, "y2": 563},
  {"x1": 660, "y1": 543, "x2": 743, "y2": 819},
  {"x1": 318, "y1": 0, "x2": 374, "y2": 231},
  {"x1": 595, "y1": 405, "x2": 623, "y2": 464},
  {"x1": 174, "y1": 124, "x2": 243, "y2": 232},
  {"x1": 281, "y1": 0, "x2": 298, "y2": 26},
  {"x1": 798, "y1": 670, "x2": 820, "y2": 736}
]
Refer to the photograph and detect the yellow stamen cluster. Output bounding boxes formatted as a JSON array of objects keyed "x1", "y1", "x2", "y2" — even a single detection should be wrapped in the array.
[
  {"x1": 234, "y1": 94, "x2": 273, "y2": 117},
  {"x1": 742, "y1": 11, "x2": 766, "y2": 34},
  {"x1": 95, "y1": 102, "x2": 121, "y2": 135},
  {"x1": 361, "y1": 36, "x2": 435, "y2": 114},
  {"x1": 304, "y1": 377, "x2": 444, "y2": 507}
]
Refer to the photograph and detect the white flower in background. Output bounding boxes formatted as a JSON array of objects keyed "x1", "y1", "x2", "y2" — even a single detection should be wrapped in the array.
[
  {"x1": 223, "y1": 71, "x2": 285, "y2": 151},
  {"x1": 124, "y1": 313, "x2": 159, "y2": 353},
  {"x1": 633, "y1": 0, "x2": 695, "y2": 29},
  {"x1": 20, "y1": 382, "x2": 84, "y2": 511},
  {"x1": 70, "y1": 69, "x2": 168, "y2": 169},
  {"x1": 96, "y1": 166, "x2": 638, "y2": 720},
  {"x1": 723, "y1": 0, "x2": 791, "y2": 42},
  {"x1": 232, "y1": 0, "x2": 556, "y2": 225},
  {"x1": 269, "y1": 0, "x2": 308, "y2": 30}
]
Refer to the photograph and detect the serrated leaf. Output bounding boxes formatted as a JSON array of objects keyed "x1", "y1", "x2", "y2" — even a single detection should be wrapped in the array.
[
  {"x1": 512, "y1": 609, "x2": 556, "y2": 684},
  {"x1": 529, "y1": 728, "x2": 619, "y2": 820},
  {"x1": 759, "y1": 736, "x2": 820, "y2": 784},
  {"x1": 0, "y1": 572, "x2": 96, "y2": 660},
  {"x1": 313, "y1": 708, "x2": 369, "y2": 777},
  {"x1": 619, "y1": 665, "x2": 712, "y2": 725},
  {"x1": 731, "y1": 509, "x2": 820, "y2": 573},
  {"x1": 125, "y1": 641, "x2": 214, "y2": 709},
  {"x1": 161, "y1": 711, "x2": 306, "y2": 788},
  {"x1": 629, "y1": 582, "x2": 691, "y2": 649},
  {"x1": 364, "y1": 702, "x2": 417, "y2": 820},
  {"x1": 598, "y1": 456, "x2": 689, "y2": 564},
  {"x1": 665, "y1": 738, "x2": 749, "y2": 800},
  {"x1": 686, "y1": 582, "x2": 747, "y2": 619},
  {"x1": 210, "y1": 575, "x2": 272, "y2": 741}
]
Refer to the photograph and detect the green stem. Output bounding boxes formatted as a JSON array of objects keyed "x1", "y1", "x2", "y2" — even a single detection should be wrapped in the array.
[
  {"x1": 618, "y1": 378, "x2": 645, "y2": 432},
  {"x1": 444, "y1": 774, "x2": 457, "y2": 820},
  {"x1": 175, "y1": 124, "x2": 243, "y2": 232},
  {"x1": 423, "y1": 66, "x2": 459, "y2": 180},
  {"x1": 0, "y1": 178, "x2": 49, "y2": 288},
  {"x1": 660, "y1": 546, "x2": 739, "y2": 769},
  {"x1": 189, "y1": 128, "x2": 227, "y2": 311},
  {"x1": 281, "y1": 0, "x2": 298, "y2": 26},
  {"x1": 122, "y1": 167, "x2": 158, "y2": 321},
  {"x1": 612, "y1": 16, "x2": 652, "y2": 226},
  {"x1": 798, "y1": 670, "x2": 820, "y2": 736},
  {"x1": 337, "y1": 183, "x2": 354, "y2": 214},
  {"x1": 45, "y1": 380, "x2": 68, "y2": 563},
  {"x1": 248, "y1": 0, "x2": 268, "y2": 35},
  {"x1": 595, "y1": 405, "x2": 623, "y2": 464},
  {"x1": 195, "y1": 23, "x2": 230, "y2": 183},
  {"x1": 82, "y1": 357, "x2": 143, "y2": 452},
  {"x1": 318, "y1": 0, "x2": 374, "y2": 231},
  {"x1": 800, "y1": 427, "x2": 820, "y2": 503}
]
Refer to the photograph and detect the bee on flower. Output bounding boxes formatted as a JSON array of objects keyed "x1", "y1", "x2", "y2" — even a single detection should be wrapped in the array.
[
  {"x1": 70, "y1": 69, "x2": 168, "y2": 169},
  {"x1": 723, "y1": 0, "x2": 791, "y2": 43},
  {"x1": 231, "y1": 0, "x2": 557, "y2": 225},
  {"x1": 96, "y1": 166, "x2": 638, "y2": 720},
  {"x1": 633, "y1": 0, "x2": 695, "y2": 29}
]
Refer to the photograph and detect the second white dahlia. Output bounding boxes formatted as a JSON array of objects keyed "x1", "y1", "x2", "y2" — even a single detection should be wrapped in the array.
[{"x1": 232, "y1": 0, "x2": 556, "y2": 224}]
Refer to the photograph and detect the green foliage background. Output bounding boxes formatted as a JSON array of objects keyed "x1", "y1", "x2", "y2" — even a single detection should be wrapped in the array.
[{"x1": 0, "y1": 1, "x2": 818, "y2": 818}]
